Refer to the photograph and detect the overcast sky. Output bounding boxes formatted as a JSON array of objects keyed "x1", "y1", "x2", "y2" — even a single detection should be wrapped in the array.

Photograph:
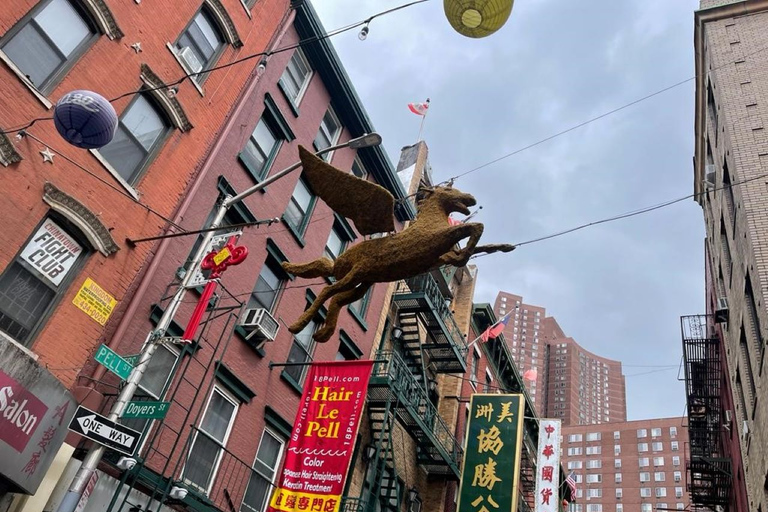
[{"x1": 313, "y1": 0, "x2": 702, "y2": 421}]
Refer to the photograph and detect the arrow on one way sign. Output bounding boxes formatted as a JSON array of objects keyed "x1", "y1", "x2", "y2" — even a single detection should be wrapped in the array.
[{"x1": 68, "y1": 405, "x2": 140, "y2": 456}]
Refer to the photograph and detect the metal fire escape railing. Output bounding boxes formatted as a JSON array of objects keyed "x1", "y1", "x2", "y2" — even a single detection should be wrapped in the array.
[
  {"x1": 680, "y1": 314, "x2": 732, "y2": 511},
  {"x1": 392, "y1": 274, "x2": 468, "y2": 373},
  {"x1": 368, "y1": 350, "x2": 463, "y2": 479}
]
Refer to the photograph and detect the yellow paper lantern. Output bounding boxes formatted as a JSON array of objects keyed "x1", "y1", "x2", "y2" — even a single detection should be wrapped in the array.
[{"x1": 443, "y1": 0, "x2": 514, "y2": 38}]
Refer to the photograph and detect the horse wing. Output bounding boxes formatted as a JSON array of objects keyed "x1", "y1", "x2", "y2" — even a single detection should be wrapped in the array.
[{"x1": 299, "y1": 145, "x2": 395, "y2": 235}]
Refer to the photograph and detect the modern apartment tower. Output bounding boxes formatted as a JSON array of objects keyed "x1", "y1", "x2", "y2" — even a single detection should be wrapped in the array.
[{"x1": 493, "y1": 292, "x2": 627, "y2": 425}]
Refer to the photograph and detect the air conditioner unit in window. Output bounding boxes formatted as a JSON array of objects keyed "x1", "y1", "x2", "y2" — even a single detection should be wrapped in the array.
[
  {"x1": 714, "y1": 296, "x2": 729, "y2": 324},
  {"x1": 239, "y1": 308, "x2": 279, "y2": 348},
  {"x1": 177, "y1": 46, "x2": 203, "y2": 74},
  {"x1": 724, "y1": 409, "x2": 732, "y2": 424},
  {"x1": 705, "y1": 163, "x2": 716, "y2": 186}
]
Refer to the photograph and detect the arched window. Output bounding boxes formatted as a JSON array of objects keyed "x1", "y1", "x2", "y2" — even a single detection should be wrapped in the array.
[
  {"x1": 0, "y1": 0, "x2": 98, "y2": 94},
  {"x1": 99, "y1": 93, "x2": 172, "y2": 186}
]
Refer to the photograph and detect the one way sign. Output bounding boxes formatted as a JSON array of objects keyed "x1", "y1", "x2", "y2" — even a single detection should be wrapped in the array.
[{"x1": 68, "y1": 406, "x2": 141, "y2": 456}]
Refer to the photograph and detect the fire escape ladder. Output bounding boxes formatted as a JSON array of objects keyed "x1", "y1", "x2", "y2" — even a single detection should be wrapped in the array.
[
  {"x1": 397, "y1": 311, "x2": 426, "y2": 386},
  {"x1": 680, "y1": 314, "x2": 732, "y2": 511}
]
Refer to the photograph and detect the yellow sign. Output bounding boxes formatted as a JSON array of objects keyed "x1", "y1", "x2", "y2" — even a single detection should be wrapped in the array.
[
  {"x1": 213, "y1": 246, "x2": 231, "y2": 265},
  {"x1": 73, "y1": 278, "x2": 117, "y2": 326}
]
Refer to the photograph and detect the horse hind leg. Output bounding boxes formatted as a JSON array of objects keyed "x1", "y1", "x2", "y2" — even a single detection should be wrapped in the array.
[
  {"x1": 313, "y1": 283, "x2": 372, "y2": 343},
  {"x1": 287, "y1": 271, "x2": 360, "y2": 334},
  {"x1": 282, "y1": 258, "x2": 334, "y2": 278}
]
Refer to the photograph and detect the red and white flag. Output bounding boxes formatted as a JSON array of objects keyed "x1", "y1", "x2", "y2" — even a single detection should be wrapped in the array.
[
  {"x1": 480, "y1": 312, "x2": 511, "y2": 342},
  {"x1": 523, "y1": 368, "x2": 538, "y2": 382},
  {"x1": 408, "y1": 99, "x2": 430, "y2": 116},
  {"x1": 448, "y1": 216, "x2": 462, "y2": 226}
]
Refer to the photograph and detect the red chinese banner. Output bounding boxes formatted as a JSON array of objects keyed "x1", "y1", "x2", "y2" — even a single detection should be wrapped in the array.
[{"x1": 268, "y1": 360, "x2": 373, "y2": 512}]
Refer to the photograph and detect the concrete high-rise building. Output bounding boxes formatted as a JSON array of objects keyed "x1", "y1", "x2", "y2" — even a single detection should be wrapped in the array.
[
  {"x1": 493, "y1": 292, "x2": 626, "y2": 425},
  {"x1": 559, "y1": 418, "x2": 690, "y2": 512},
  {"x1": 688, "y1": 1, "x2": 768, "y2": 511}
]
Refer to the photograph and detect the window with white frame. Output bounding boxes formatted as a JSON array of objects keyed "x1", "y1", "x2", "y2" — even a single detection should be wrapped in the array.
[
  {"x1": 182, "y1": 387, "x2": 238, "y2": 492},
  {"x1": 241, "y1": 429, "x2": 285, "y2": 512},
  {"x1": 655, "y1": 487, "x2": 667, "y2": 498},
  {"x1": 640, "y1": 488, "x2": 651, "y2": 498},
  {"x1": 1, "y1": 0, "x2": 97, "y2": 93},
  {"x1": 587, "y1": 489, "x2": 602, "y2": 498},
  {"x1": 351, "y1": 157, "x2": 368, "y2": 180},
  {"x1": 279, "y1": 49, "x2": 312, "y2": 105},
  {"x1": 674, "y1": 487, "x2": 683, "y2": 498},
  {"x1": 637, "y1": 429, "x2": 647, "y2": 438},
  {"x1": 615, "y1": 488, "x2": 622, "y2": 499},
  {"x1": 614, "y1": 431, "x2": 620, "y2": 440},
  {"x1": 672, "y1": 456, "x2": 680, "y2": 466},
  {"x1": 0, "y1": 217, "x2": 88, "y2": 346},
  {"x1": 638, "y1": 443, "x2": 649, "y2": 452},
  {"x1": 586, "y1": 474, "x2": 602, "y2": 483},
  {"x1": 567, "y1": 461, "x2": 583, "y2": 470},
  {"x1": 641, "y1": 504, "x2": 652, "y2": 512},
  {"x1": 669, "y1": 426, "x2": 677, "y2": 438},
  {"x1": 654, "y1": 472, "x2": 665, "y2": 482},
  {"x1": 616, "y1": 505, "x2": 623, "y2": 512},
  {"x1": 656, "y1": 505, "x2": 668, "y2": 512},
  {"x1": 586, "y1": 504, "x2": 602, "y2": 512},
  {"x1": 615, "y1": 473, "x2": 622, "y2": 483},
  {"x1": 639, "y1": 458, "x2": 650, "y2": 468},
  {"x1": 614, "y1": 459, "x2": 621, "y2": 468},
  {"x1": 568, "y1": 447, "x2": 582, "y2": 456},
  {"x1": 653, "y1": 457, "x2": 665, "y2": 467},
  {"x1": 670, "y1": 441, "x2": 679, "y2": 451},
  {"x1": 586, "y1": 432, "x2": 601, "y2": 441},
  {"x1": 284, "y1": 316, "x2": 319, "y2": 385},
  {"x1": 569, "y1": 434, "x2": 583, "y2": 443},
  {"x1": 652, "y1": 442, "x2": 663, "y2": 451},
  {"x1": 586, "y1": 446, "x2": 601, "y2": 455},
  {"x1": 639, "y1": 472, "x2": 650, "y2": 482},
  {"x1": 651, "y1": 427, "x2": 662, "y2": 437},
  {"x1": 313, "y1": 108, "x2": 341, "y2": 162},
  {"x1": 586, "y1": 459, "x2": 601, "y2": 469},
  {"x1": 676, "y1": 504, "x2": 684, "y2": 510},
  {"x1": 673, "y1": 471, "x2": 681, "y2": 482},
  {"x1": 614, "y1": 444, "x2": 621, "y2": 455}
]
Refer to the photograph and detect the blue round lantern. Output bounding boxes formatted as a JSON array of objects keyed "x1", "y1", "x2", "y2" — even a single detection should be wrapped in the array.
[{"x1": 54, "y1": 90, "x2": 118, "y2": 149}]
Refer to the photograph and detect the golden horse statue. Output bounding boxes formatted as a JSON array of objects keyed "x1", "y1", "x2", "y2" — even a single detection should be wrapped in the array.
[{"x1": 283, "y1": 146, "x2": 515, "y2": 343}]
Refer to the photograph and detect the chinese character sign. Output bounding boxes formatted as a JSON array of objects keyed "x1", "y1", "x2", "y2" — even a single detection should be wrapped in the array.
[
  {"x1": 457, "y1": 394, "x2": 525, "y2": 512},
  {"x1": 534, "y1": 419, "x2": 562, "y2": 512},
  {"x1": 268, "y1": 361, "x2": 373, "y2": 512}
]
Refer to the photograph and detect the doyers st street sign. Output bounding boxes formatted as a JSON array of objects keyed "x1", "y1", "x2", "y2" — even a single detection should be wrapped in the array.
[
  {"x1": 68, "y1": 406, "x2": 140, "y2": 456},
  {"x1": 121, "y1": 401, "x2": 170, "y2": 419},
  {"x1": 94, "y1": 344, "x2": 133, "y2": 381},
  {"x1": 456, "y1": 394, "x2": 525, "y2": 512}
]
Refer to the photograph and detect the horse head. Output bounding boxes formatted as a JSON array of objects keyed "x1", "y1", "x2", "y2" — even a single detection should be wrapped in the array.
[{"x1": 417, "y1": 184, "x2": 477, "y2": 215}]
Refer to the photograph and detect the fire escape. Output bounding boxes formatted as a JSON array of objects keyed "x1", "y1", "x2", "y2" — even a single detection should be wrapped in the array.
[{"x1": 680, "y1": 314, "x2": 732, "y2": 512}]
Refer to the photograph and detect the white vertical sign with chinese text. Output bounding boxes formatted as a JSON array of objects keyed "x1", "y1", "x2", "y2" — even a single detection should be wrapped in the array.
[{"x1": 534, "y1": 419, "x2": 562, "y2": 512}]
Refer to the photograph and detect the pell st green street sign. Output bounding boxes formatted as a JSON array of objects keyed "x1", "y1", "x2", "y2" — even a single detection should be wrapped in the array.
[
  {"x1": 121, "y1": 401, "x2": 171, "y2": 420},
  {"x1": 94, "y1": 344, "x2": 133, "y2": 381}
]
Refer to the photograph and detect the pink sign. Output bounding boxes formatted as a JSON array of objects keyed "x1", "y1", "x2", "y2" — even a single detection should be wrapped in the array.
[{"x1": 0, "y1": 370, "x2": 48, "y2": 452}]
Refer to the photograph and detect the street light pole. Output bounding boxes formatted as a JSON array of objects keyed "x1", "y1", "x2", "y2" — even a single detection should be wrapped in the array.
[{"x1": 56, "y1": 134, "x2": 382, "y2": 512}]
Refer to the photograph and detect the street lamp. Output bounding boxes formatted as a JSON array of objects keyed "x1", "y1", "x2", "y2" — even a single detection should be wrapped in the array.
[{"x1": 56, "y1": 133, "x2": 382, "y2": 512}]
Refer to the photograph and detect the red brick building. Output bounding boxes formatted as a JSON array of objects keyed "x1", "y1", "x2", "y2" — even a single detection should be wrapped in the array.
[
  {"x1": 493, "y1": 292, "x2": 626, "y2": 425},
  {"x1": 0, "y1": 0, "x2": 289, "y2": 506},
  {"x1": 560, "y1": 418, "x2": 690, "y2": 512}
]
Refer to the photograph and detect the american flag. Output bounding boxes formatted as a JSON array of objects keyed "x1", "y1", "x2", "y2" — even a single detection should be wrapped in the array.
[{"x1": 565, "y1": 470, "x2": 577, "y2": 496}]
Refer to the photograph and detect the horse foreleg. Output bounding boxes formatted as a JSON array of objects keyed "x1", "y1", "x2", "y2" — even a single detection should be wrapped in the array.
[
  {"x1": 438, "y1": 223, "x2": 485, "y2": 267},
  {"x1": 313, "y1": 283, "x2": 372, "y2": 343},
  {"x1": 288, "y1": 271, "x2": 360, "y2": 334}
]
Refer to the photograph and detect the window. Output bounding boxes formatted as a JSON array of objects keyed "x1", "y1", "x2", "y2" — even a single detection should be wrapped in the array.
[
  {"x1": 284, "y1": 316, "x2": 318, "y2": 385},
  {"x1": 637, "y1": 429, "x2": 647, "y2": 438},
  {"x1": 98, "y1": 94, "x2": 171, "y2": 186},
  {"x1": 351, "y1": 157, "x2": 368, "y2": 180},
  {"x1": 279, "y1": 49, "x2": 312, "y2": 105},
  {"x1": 654, "y1": 472, "x2": 665, "y2": 482},
  {"x1": 640, "y1": 472, "x2": 650, "y2": 482},
  {"x1": 586, "y1": 460, "x2": 601, "y2": 469},
  {"x1": 670, "y1": 441, "x2": 679, "y2": 451},
  {"x1": 640, "y1": 488, "x2": 651, "y2": 498},
  {"x1": 676, "y1": 504, "x2": 684, "y2": 511},
  {"x1": 349, "y1": 287, "x2": 372, "y2": 321},
  {"x1": 669, "y1": 426, "x2": 677, "y2": 438},
  {"x1": 614, "y1": 431, "x2": 621, "y2": 440},
  {"x1": 642, "y1": 505, "x2": 652, "y2": 512},
  {"x1": 652, "y1": 442, "x2": 663, "y2": 452},
  {"x1": 1, "y1": 0, "x2": 96, "y2": 93},
  {"x1": 248, "y1": 257, "x2": 286, "y2": 313},
  {"x1": 568, "y1": 447, "x2": 583, "y2": 456},
  {"x1": 674, "y1": 487, "x2": 683, "y2": 498},
  {"x1": 615, "y1": 473, "x2": 622, "y2": 483},
  {"x1": 324, "y1": 224, "x2": 347, "y2": 261},
  {"x1": 672, "y1": 456, "x2": 680, "y2": 466},
  {"x1": 614, "y1": 459, "x2": 621, "y2": 468},
  {"x1": 615, "y1": 488, "x2": 622, "y2": 499},
  {"x1": 470, "y1": 351, "x2": 480, "y2": 388},
  {"x1": 587, "y1": 489, "x2": 602, "y2": 498},
  {"x1": 241, "y1": 429, "x2": 285, "y2": 512},
  {"x1": 638, "y1": 443, "x2": 648, "y2": 452},
  {"x1": 673, "y1": 471, "x2": 682, "y2": 482},
  {"x1": 241, "y1": 117, "x2": 279, "y2": 181},
  {"x1": 567, "y1": 461, "x2": 583, "y2": 470},
  {"x1": 313, "y1": 108, "x2": 342, "y2": 162},
  {"x1": 655, "y1": 488, "x2": 667, "y2": 498},
  {"x1": 284, "y1": 177, "x2": 316, "y2": 236},
  {"x1": 0, "y1": 217, "x2": 88, "y2": 346},
  {"x1": 616, "y1": 505, "x2": 623, "y2": 512},
  {"x1": 639, "y1": 458, "x2": 650, "y2": 467},
  {"x1": 182, "y1": 387, "x2": 238, "y2": 492},
  {"x1": 484, "y1": 372, "x2": 493, "y2": 393},
  {"x1": 587, "y1": 432, "x2": 601, "y2": 441},
  {"x1": 122, "y1": 345, "x2": 178, "y2": 437},
  {"x1": 651, "y1": 428, "x2": 662, "y2": 438},
  {"x1": 614, "y1": 444, "x2": 621, "y2": 455},
  {"x1": 653, "y1": 457, "x2": 665, "y2": 467},
  {"x1": 586, "y1": 474, "x2": 602, "y2": 483},
  {"x1": 586, "y1": 446, "x2": 601, "y2": 455},
  {"x1": 586, "y1": 505, "x2": 602, "y2": 512},
  {"x1": 175, "y1": 8, "x2": 225, "y2": 82}
]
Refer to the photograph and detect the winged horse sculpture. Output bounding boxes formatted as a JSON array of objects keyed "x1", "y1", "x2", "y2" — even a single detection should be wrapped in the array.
[{"x1": 283, "y1": 146, "x2": 515, "y2": 343}]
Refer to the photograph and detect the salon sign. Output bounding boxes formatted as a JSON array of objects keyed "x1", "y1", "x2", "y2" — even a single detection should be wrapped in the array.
[{"x1": 20, "y1": 219, "x2": 82, "y2": 286}]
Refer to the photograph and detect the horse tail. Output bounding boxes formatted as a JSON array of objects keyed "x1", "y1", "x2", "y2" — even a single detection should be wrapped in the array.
[{"x1": 282, "y1": 258, "x2": 334, "y2": 278}]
